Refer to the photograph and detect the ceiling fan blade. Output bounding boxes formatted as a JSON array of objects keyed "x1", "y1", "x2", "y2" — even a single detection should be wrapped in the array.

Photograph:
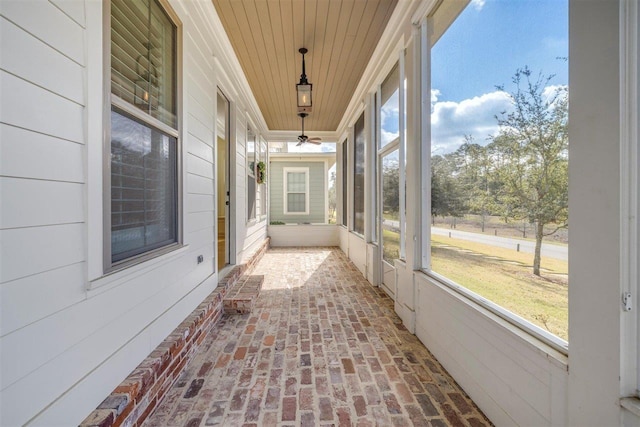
[
  {"x1": 308, "y1": 140, "x2": 322, "y2": 145},
  {"x1": 308, "y1": 137, "x2": 322, "y2": 142},
  {"x1": 296, "y1": 140, "x2": 303, "y2": 146}
]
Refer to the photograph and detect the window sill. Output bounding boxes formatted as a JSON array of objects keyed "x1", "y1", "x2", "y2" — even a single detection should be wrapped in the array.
[
  {"x1": 87, "y1": 244, "x2": 190, "y2": 296},
  {"x1": 350, "y1": 231, "x2": 365, "y2": 240},
  {"x1": 621, "y1": 397, "x2": 640, "y2": 418}
]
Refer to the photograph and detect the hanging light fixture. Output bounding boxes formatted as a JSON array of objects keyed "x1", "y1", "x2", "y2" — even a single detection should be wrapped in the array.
[{"x1": 296, "y1": 47, "x2": 312, "y2": 115}]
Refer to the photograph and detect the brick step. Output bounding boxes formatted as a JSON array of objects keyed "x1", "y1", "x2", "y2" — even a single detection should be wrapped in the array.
[{"x1": 223, "y1": 275, "x2": 264, "y2": 314}]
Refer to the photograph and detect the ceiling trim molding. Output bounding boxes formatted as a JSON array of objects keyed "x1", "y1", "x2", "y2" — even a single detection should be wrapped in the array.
[
  {"x1": 190, "y1": 0, "x2": 269, "y2": 135},
  {"x1": 214, "y1": 57, "x2": 239, "y2": 105},
  {"x1": 411, "y1": 0, "x2": 443, "y2": 24},
  {"x1": 336, "y1": 129, "x2": 349, "y2": 144}
]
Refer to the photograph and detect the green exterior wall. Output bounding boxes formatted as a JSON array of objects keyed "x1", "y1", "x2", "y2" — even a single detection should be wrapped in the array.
[{"x1": 269, "y1": 161, "x2": 326, "y2": 224}]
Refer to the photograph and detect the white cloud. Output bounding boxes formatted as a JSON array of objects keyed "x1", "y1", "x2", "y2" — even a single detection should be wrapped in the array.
[
  {"x1": 381, "y1": 89, "x2": 400, "y2": 146},
  {"x1": 431, "y1": 89, "x2": 441, "y2": 105},
  {"x1": 381, "y1": 129, "x2": 399, "y2": 146},
  {"x1": 431, "y1": 90, "x2": 513, "y2": 154},
  {"x1": 381, "y1": 91, "x2": 400, "y2": 124},
  {"x1": 470, "y1": 0, "x2": 486, "y2": 11},
  {"x1": 542, "y1": 84, "x2": 568, "y2": 103}
]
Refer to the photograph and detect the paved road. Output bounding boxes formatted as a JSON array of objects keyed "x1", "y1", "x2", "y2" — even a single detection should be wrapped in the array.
[
  {"x1": 432, "y1": 227, "x2": 568, "y2": 260},
  {"x1": 382, "y1": 219, "x2": 568, "y2": 261}
]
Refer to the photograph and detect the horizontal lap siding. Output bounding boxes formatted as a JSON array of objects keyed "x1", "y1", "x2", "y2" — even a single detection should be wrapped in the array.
[
  {"x1": 241, "y1": 219, "x2": 268, "y2": 264},
  {"x1": 185, "y1": 21, "x2": 215, "y2": 256},
  {"x1": 234, "y1": 109, "x2": 267, "y2": 259},
  {"x1": 269, "y1": 161, "x2": 326, "y2": 224},
  {"x1": 0, "y1": 0, "x2": 85, "y2": 65},
  {"x1": 0, "y1": 1, "x2": 222, "y2": 425},
  {"x1": 0, "y1": 2, "x2": 91, "y2": 425},
  {"x1": 0, "y1": 0, "x2": 88, "y2": 331}
]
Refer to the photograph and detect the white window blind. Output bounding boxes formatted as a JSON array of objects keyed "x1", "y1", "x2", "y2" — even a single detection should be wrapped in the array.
[
  {"x1": 284, "y1": 169, "x2": 308, "y2": 214},
  {"x1": 111, "y1": 0, "x2": 176, "y2": 127}
]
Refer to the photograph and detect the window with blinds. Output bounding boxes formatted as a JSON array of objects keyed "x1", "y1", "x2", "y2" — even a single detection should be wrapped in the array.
[
  {"x1": 109, "y1": 0, "x2": 179, "y2": 267},
  {"x1": 284, "y1": 168, "x2": 309, "y2": 214},
  {"x1": 111, "y1": 0, "x2": 176, "y2": 127}
]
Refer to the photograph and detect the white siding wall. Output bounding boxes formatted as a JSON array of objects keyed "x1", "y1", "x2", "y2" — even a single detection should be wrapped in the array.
[
  {"x1": 347, "y1": 233, "x2": 367, "y2": 277},
  {"x1": 339, "y1": 226, "x2": 350, "y2": 254},
  {"x1": 234, "y1": 109, "x2": 268, "y2": 265},
  {"x1": 415, "y1": 274, "x2": 568, "y2": 426},
  {"x1": 268, "y1": 224, "x2": 339, "y2": 247},
  {"x1": 0, "y1": 1, "x2": 266, "y2": 425},
  {"x1": 1, "y1": 2, "x2": 91, "y2": 424}
]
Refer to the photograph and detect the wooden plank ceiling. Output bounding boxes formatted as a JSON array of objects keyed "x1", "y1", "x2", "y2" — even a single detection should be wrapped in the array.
[{"x1": 212, "y1": 0, "x2": 398, "y2": 132}]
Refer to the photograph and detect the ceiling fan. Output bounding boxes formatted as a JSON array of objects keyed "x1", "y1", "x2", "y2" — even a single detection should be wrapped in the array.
[{"x1": 296, "y1": 114, "x2": 322, "y2": 146}]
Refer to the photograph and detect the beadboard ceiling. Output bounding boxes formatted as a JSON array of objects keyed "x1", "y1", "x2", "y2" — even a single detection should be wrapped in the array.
[{"x1": 212, "y1": 0, "x2": 398, "y2": 132}]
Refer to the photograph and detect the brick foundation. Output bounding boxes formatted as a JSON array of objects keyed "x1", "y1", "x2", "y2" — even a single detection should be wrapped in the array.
[{"x1": 80, "y1": 238, "x2": 269, "y2": 427}]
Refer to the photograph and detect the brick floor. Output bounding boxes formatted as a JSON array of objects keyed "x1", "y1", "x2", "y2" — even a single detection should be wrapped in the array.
[{"x1": 142, "y1": 248, "x2": 492, "y2": 427}]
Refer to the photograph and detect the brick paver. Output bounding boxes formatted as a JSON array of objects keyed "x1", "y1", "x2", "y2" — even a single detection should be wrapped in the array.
[{"x1": 143, "y1": 248, "x2": 492, "y2": 427}]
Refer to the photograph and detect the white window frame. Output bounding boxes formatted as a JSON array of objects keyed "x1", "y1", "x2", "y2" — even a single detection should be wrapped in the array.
[
  {"x1": 415, "y1": 11, "x2": 568, "y2": 355},
  {"x1": 246, "y1": 124, "x2": 257, "y2": 223},
  {"x1": 620, "y1": 0, "x2": 640, "y2": 401},
  {"x1": 283, "y1": 167, "x2": 310, "y2": 215},
  {"x1": 103, "y1": 0, "x2": 183, "y2": 273},
  {"x1": 257, "y1": 136, "x2": 268, "y2": 221},
  {"x1": 377, "y1": 56, "x2": 406, "y2": 265},
  {"x1": 367, "y1": 92, "x2": 378, "y2": 243},
  {"x1": 340, "y1": 138, "x2": 349, "y2": 227}
]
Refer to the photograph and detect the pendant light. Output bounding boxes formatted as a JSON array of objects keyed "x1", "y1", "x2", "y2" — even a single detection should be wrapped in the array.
[{"x1": 296, "y1": 47, "x2": 312, "y2": 115}]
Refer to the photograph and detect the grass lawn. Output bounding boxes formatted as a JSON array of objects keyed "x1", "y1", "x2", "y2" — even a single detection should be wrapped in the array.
[
  {"x1": 382, "y1": 229, "x2": 400, "y2": 262},
  {"x1": 431, "y1": 234, "x2": 568, "y2": 340},
  {"x1": 381, "y1": 228, "x2": 568, "y2": 340}
]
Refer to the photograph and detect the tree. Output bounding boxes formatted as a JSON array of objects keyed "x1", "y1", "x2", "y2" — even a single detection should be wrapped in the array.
[
  {"x1": 492, "y1": 67, "x2": 568, "y2": 276},
  {"x1": 455, "y1": 137, "x2": 501, "y2": 232},
  {"x1": 328, "y1": 171, "x2": 337, "y2": 223},
  {"x1": 382, "y1": 160, "x2": 400, "y2": 217},
  {"x1": 431, "y1": 153, "x2": 466, "y2": 223}
]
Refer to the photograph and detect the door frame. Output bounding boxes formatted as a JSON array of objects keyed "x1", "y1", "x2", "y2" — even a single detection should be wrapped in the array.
[{"x1": 216, "y1": 88, "x2": 236, "y2": 273}]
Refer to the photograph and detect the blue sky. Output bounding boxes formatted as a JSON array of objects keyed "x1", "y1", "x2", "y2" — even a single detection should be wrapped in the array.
[
  {"x1": 432, "y1": 0, "x2": 568, "y2": 102},
  {"x1": 429, "y1": 0, "x2": 568, "y2": 153}
]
